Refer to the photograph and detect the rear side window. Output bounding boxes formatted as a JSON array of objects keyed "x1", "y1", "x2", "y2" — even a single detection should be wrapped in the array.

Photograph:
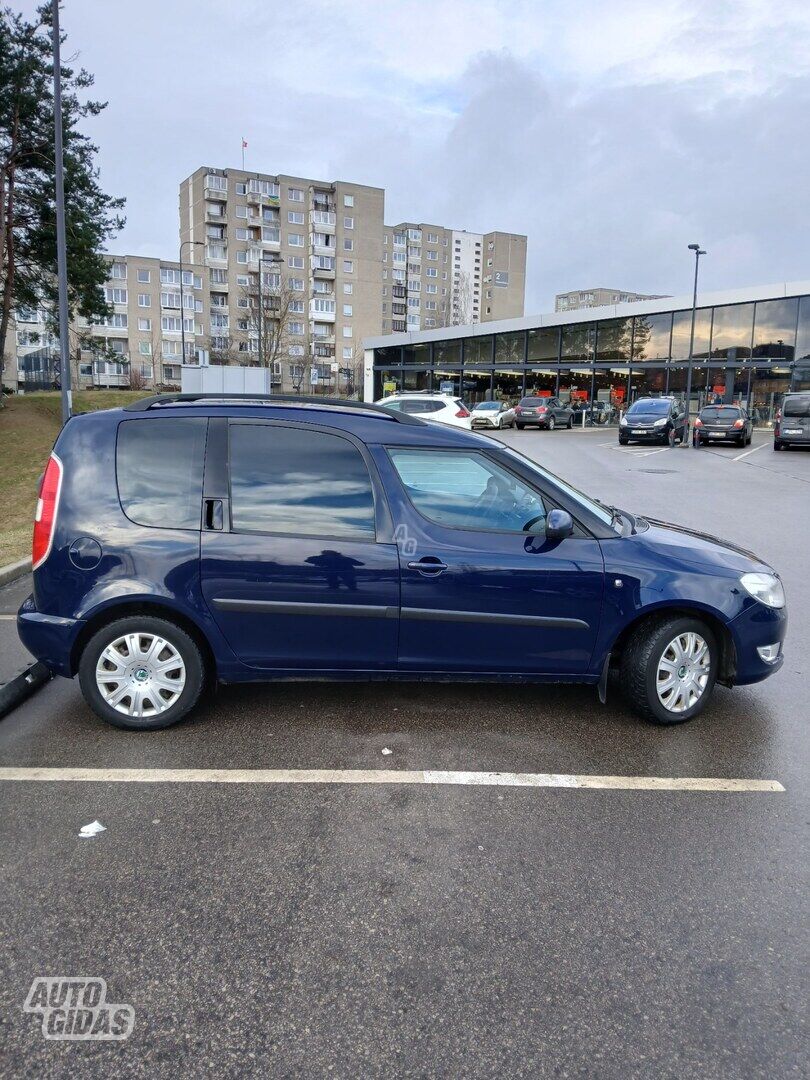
[
  {"x1": 229, "y1": 424, "x2": 376, "y2": 539},
  {"x1": 784, "y1": 395, "x2": 810, "y2": 417},
  {"x1": 117, "y1": 418, "x2": 206, "y2": 529}
]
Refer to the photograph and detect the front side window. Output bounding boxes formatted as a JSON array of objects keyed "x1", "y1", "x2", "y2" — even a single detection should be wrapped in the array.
[
  {"x1": 229, "y1": 425, "x2": 376, "y2": 539},
  {"x1": 117, "y1": 419, "x2": 206, "y2": 530},
  {"x1": 388, "y1": 450, "x2": 547, "y2": 534}
]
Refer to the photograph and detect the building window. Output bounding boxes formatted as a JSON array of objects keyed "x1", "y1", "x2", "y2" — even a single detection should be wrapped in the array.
[
  {"x1": 343, "y1": 238, "x2": 354, "y2": 251},
  {"x1": 138, "y1": 318, "x2": 151, "y2": 331},
  {"x1": 290, "y1": 277, "x2": 305, "y2": 291},
  {"x1": 109, "y1": 262, "x2": 127, "y2": 279},
  {"x1": 138, "y1": 341, "x2": 152, "y2": 356},
  {"x1": 343, "y1": 283, "x2": 353, "y2": 295},
  {"x1": 288, "y1": 255, "x2": 304, "y2": 268},
  {"x1": 343, "y1": 216, "x2": 354, "y2": 229},
  {"x1": 342, "y1": 327, "x2": 352, "y2": 338},
  {"x1": 343, "y1": 260, "x2": 353, "y2": 273},
  {"x1": 290, "y1": 299, "x2": 305, "y2": 313},
  {"x1": 235, "y1": 205, "x2": 248, "y2": 219},
  {"x1": 344, "y1": 194, "x2": 354, "y2": 207},
  {"x1": 289, "y1": 321, "x2": 304, "y2": 335},
  {"x1": 288, "y1": 233, "x2": 304, "y2": 247},
  {"x1": 137, "y1": 294, "x2": 151, "y2": 308},
  {"x1": 343, "y1": 304, "x2": 352, "y2": 316},
  {"x1": 137, "y1": 269, "x2": 151, "y2": 283},
  {"x1": 105, "y1": 287, "x2": 127, "y2": 304},
  {"x1": 288, "y1": 210, "x2": 304, "y2": 224},
  {"x1": 287, "y1": 187, "x2": 304, "y2": 202}
]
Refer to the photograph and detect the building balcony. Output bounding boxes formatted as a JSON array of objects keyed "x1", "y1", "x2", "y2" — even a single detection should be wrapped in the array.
[
  {"x1": 312, "y1": 343, "x2": 335, "y2": 358},
  {"x1": 309, "y1": 305, "x2": 335, "y2": 323},
  {"x1": 312, "y1": 264, "x2": 336, "y2": 280},
  {"x1": 310, "y1": 211, "x2": 336, "y2": 233},
  {"x1": 312, "y1": 334, "x2": 335, "y2": 348}
]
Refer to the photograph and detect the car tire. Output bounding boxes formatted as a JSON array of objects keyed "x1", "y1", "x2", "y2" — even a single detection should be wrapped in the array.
[
  {"x1": 516, "y1": 423, "x2": 525, "y2": 430},
  {"x1": 774, "y1": 440, "x2": 783, "y2": 451},
  {"x1": 667, "y1": 428, "x2": 676, "y2": 447},
  {"x1": 567, "y1": 415, "x2": 574, "y2": 429},
  {"x1": 78, "y1": 616, "x2": 206, "y2": 731},
  {"x1": 620, "y1": 615, "x2": 718, "y2": 725},
  {"x1": 618, "y1": 437, "x2": 628, "y2": 446},
  {"x1": 547, "y1": 416, "x2": 556, "y2": 431},
  {"x1": 693, "y1": 433, "x2": 701, "y2": 447}
]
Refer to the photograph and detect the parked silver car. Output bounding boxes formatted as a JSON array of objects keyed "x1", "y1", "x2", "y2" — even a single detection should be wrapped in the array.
[{"x1": 470, "y1": 400, "x2": 516, "y2": 429}]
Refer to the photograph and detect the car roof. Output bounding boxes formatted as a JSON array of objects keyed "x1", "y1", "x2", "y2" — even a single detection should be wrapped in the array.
[{"x1": 74, "y1": 395, "x2": 493, "y2": 450}]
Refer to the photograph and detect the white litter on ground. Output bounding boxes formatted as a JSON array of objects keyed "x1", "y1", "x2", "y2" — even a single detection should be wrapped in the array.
[
  {"x1": 78, "y1": 820, "x2": 106, "y2": 838},
  {"x1": 381, "y1": 748, "x2": 393, "y2": 756}
]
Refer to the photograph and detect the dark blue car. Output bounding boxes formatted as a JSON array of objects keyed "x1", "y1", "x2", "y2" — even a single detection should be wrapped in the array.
[{"x1": 19, "y1": 394, "x2": 787, "y2": 731}]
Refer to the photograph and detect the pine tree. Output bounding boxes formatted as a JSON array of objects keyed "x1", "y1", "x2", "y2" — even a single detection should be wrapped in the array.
[{"x1": 0, "y1": 3, "x2": 125, "y2": 387}]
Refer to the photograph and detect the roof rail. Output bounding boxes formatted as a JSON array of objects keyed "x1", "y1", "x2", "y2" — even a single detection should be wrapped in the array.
[{"x1": 122, "y1": 393, "x2": 425, "y2": 425}]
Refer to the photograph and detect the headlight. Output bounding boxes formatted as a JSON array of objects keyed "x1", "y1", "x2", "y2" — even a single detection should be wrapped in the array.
[
  {"x1": 620, "y1": 416, "x2": 628, "y2": 426},
  {"x1": 740, "y1": 572, "x2": 785, "y2": 608},
  {"x1": 653, "y1": 417, "x2": 668, "y2": 427}
]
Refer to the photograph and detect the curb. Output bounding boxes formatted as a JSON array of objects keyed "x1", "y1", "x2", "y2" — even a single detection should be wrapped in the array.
[
  {"x1": 0, "y1": 662, "x2": 51, "y2": 720},
  {"x1": 0, "y1": 557, "x2": 32, "y2": 588}
]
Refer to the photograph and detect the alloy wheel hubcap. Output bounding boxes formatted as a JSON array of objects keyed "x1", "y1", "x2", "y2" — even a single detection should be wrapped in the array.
[
  {"x1": 656, "y1": 632, "x2": 710, "y2": 713},
  {"x1": 95, "y1": 632, "x2": 185, "y2": 718}
]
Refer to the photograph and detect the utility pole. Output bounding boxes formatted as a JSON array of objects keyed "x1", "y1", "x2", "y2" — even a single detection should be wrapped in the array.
[
  {"x1": 683, "y1": 243, "x2": 706, "y2": 444},
  {"x1": 51, "y1": 0, "x2": 71, "y2": 425}
]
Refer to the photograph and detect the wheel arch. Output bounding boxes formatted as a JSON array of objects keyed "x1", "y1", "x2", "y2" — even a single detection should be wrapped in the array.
[
  {"x1": 70, "y1": 599, "x2": 216, "y2": 682},
  {"x1": 606, "y1": 605, "x2": 737, "y2": 687}
]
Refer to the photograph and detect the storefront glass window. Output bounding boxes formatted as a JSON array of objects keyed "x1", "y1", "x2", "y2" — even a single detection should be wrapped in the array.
[
  {"x1": 561, "y1": 324, "x2": 595, "y2": 364},
  {"x1": 400, "y1": 369, "x2": 431, "y2": 391},
  {"x1": 671, "y1": 309, "x2": 711, "y2": 360},
  {"x1": 434, "y1": 339, "x2": 461, "y2": 366},
  {"x1": 402, "y1": 342, "x2": 430, "y2": 365},
  {"x1": 753, "y1": 298, "x2": 798, "y2": 359},
  {"x1": 527, "y1": 327, "x2": 559, "y2": 362},
  {"x1": 750, "y1": 366, "x2": 791, "y2": 425},
  {"x1": 463, "y1": 336, "x2": 494, "y2": 365},
  {"x1": 463, "y1": 369, "x2": 492, "y2": 405},
  {"x1": 523, "y1": 369, "x2": 557, "y2": 397},
  {"x1": 493, "y1": 368, "x2": 523, "y2": 404},
  {"x1": 794, "y1": 296, "x2": 810, "y2": 368},
  {"x1": 374, "y1": 346, "x2": 402, "y2": 367},
  {"x1": 374, "y1": 369, "x2": 402, "y2": 398},
  {"x1": 494, "y1": 331, "x2": 525, "y2": 366},
  {"x1": 710, "y1": 303, "x2": 754, "y2": 359},
  {"x1": 632, "y1": 312, "x2": 672, "y2": 360},
  {"x1": 595, "y1": 318, "x2": 632, "y2": 362}
]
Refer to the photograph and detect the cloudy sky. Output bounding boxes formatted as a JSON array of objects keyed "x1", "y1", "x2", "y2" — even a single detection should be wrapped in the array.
[{"x1": 30, "y1": 0, "x2": 810, "y2": 312}]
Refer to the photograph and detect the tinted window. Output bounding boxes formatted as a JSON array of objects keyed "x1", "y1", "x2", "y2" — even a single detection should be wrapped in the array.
[
  {"x1": 784, "y1": 395, "x2": 810, "y2": 417},
  {"x1": 230, "y1": 424, "x2": 375, "y2": 538},
  {"x1": 389, "y1": 449, "x2": 546, "y2": 533},
  {"x1": 397, "y1": 399, "x2": 441, "y2": 414},
  {"x1": 117, "y1": 418, "x2": 206, "y2": 529},
  {"x1": 519, "y1": 397, "x2": 547, "y2": 406},
  {"x1": 700, "y1": 407, "x2": 741, "y2": 420}
]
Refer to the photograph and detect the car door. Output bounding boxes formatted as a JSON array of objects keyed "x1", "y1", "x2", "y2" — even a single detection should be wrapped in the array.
[
  {"x1": 200, "y1": 418, "x2": 399, "y2": 671},
  {"x1": 373, "y1": 445, "x2": 605, "y2": 675}
]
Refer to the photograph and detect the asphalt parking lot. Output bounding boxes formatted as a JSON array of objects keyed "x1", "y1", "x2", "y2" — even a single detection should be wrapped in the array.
[{"x1": 1, "y1": 428, "x2": 808, "y2": 1078}]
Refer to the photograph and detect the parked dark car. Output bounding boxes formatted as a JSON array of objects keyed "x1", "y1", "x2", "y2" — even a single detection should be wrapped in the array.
[
  {"x1": 774, "y1": 392, "x2": 810, "y2": 450},
  {"x1": 619, "y1": 397, "x2": 687, "y2": 445},
  {"x1": 19, "y1": 393, "x2": 786, "y2": 731},
  {"x1": 514, "y1": 396, "x2": 574, "y2": 430},
  {"x1": 693, "y1": 405, "x2": 753, "y2": 447}
]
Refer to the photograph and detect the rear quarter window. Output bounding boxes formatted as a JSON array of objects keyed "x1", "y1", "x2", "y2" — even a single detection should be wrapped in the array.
[{"x1": 116, "y1": 418, "x2": 207, "y2": 529}]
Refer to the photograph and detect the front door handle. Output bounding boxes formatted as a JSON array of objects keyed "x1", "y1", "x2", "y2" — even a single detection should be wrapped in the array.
[{"x1": 407, "y1": 557, "x2": 448, "y2": 575}]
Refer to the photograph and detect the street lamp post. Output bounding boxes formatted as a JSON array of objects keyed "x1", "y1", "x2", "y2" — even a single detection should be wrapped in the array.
[
  {"x1": 51, "y1": 0, "x2": 71, "y2": 425},
  {"x1": 179, "y1": 240, "x2": 203, "y2": 369},
  {"x1": 683, "y1": 243, "x2": 706, "y2": 444}
]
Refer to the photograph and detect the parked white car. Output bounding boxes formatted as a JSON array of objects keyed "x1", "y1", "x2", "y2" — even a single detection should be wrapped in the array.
[
  {"x1": 375, "y1": 393, "x2": 473, "y2": 429},
  {"x1": 470, "y1": 400, "x2": 516, "y2": 429}
]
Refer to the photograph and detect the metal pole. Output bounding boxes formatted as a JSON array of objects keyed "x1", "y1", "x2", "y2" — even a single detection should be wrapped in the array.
[
  {"x1": 683, "y1": 244, "x2": 704, "y2": 443},
  {"x1": 179, "y1": 245, "x2": 186, "y2": 366},
  {"x1": 51, "y1": 0, "x2": 71, "y2": 424},
  {"x1": 256, "y1": 262, "x2": 263, "y2": 368}
]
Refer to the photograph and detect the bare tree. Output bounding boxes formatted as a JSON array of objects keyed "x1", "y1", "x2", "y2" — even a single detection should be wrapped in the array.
[
  {"x1": 204, "y1": 333, "x2": 239, "y2": 368},
  {"x1": 436, "y1": 270, "x2": 473, "y2": 328},
  {"x1": 241, "y1": 260, "x2": 299, "y2": 375}
]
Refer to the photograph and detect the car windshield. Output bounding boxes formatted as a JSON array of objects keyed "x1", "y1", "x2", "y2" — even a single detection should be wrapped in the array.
[
  {"x1": 474, "y1": 401, "x2": 501, "y2": 411},
  {"x1": 784, "y1": 395, "x2": 810, "y2": 417},
  {"x1": 519, "y1": 397, "x2": 547, "y2": 406},
  {"x1": 499, "y1": 446, "x2": 616, "y2": 528},
  {"x1": 628, "y1": 399, "x2": 669, "y2": 416},
  {"x1": 700, "y1": 407, "x2": 741, "y2": 420}
]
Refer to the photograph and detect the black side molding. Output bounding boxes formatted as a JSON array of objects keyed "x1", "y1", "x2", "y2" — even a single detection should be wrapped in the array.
[{"x1": 212, "y1": 599, "x2": 398, "y2": 619}]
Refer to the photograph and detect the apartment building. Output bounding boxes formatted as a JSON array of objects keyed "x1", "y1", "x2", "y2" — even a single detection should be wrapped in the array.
[
  {"x1": 555, "y1": 287, "x2": 667, "y2": 312},
  {"x1": 10, "y1": 254, "x2": 204, "y2": 392},
  {"x1": 382, "y1": 224, "x2": 526, "y2": 333},
  {"x1": 180, "y1": 167, "x2": 384, "y2": 394}
]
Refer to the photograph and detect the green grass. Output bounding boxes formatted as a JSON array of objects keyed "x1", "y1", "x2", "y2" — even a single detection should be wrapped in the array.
[{"x1": 0, "y1": 391, "x2": 143, "y2": 566}]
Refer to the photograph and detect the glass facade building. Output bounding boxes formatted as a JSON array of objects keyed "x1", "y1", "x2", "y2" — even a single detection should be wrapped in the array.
[{"x1": 366, "y1": 284, "x2": 810, "y2": 425}]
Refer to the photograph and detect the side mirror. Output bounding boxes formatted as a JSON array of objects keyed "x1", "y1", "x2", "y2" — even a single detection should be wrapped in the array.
[{"x1": 545, "y1": 508, "x2": 574, "y2": 541}]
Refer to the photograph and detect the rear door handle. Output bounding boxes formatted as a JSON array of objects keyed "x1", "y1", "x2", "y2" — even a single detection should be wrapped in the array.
[
  {"x1": 204, "y1": 498, "x2": 223, "y2": 531},
  {"x1": 407, "y1": 557, "x2": 448, "y2": 575}
]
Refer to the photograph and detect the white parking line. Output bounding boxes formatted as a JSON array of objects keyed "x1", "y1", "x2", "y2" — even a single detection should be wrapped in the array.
[
  {"x1": 0, "y1": 766, "x2": 784, "y2": 793},
  {"x1": 605, "y1": 444, "x2": 672, "y2": 458},
  {"x1": 733, "y1": 441, "x2": 769, "y2": 462}
]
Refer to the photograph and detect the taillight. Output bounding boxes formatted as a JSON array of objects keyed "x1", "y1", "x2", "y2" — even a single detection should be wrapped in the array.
[
  {"x1": 538, "y1": 406, "x2": 548, "y2": 413},
  {"x1": 733, "y1": 418, "x2": 744, "y2": 428},
  {"x1": 694, "y1": 418, "x2": 703, "y2": 427},
  {"x1": 455, "y1": 407, "x2": 470, "y2": 418},
  {"x1": 32, "y1": 453, "x2": 63, "y2": 570}
]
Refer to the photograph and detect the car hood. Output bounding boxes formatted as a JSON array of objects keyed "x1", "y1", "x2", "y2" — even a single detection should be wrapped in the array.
[
  {"x1": 639, "y1": 517, "x2": 771, "y2": 574},
  {"x1": 625, "y1": 412, "x2": 668, "y2": 424}
]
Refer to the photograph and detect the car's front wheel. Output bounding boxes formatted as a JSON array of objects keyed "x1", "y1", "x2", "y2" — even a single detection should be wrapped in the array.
[
  {"x1": 78, "y1": 616, "x2": 206, "y2": 731},
  {"x1": 620, "y1": 616, "x2": 718, "y2": 724}
]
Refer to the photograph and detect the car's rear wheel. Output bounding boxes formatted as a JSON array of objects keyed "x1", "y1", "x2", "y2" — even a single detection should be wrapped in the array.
[
  {"x1": 78, "y1": 616, "x2": 206, "y2": 731},
  {"x1": 547, "y1": 416, "x2": 556, "y2": 431},
  {"x1": 516, "y1": 423, "x2": 525, "y2": 430},
  {"x1": 567, "y1": 415, "x2": 574, "y2": 429},
  {"x1": 620, "y1": 616, "x2": 718, "y2": 724},
  {"x1": 774, "y1": 440, "x2": 784, "y2": 451}
]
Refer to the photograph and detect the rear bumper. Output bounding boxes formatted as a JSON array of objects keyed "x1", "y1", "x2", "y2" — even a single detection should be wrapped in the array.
[
  {"x1": 697, "y1": 429, "x2": 745, "y2": 441},
  {"x1": 727, "y1": 601, "x2": 788, "y2": 685},
  {"x1": 17, "y1": 594, "x2": 83, "y2": 677},
  {"x1": 775, "y1": 430, "x2": 810, "y2": 443}
]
